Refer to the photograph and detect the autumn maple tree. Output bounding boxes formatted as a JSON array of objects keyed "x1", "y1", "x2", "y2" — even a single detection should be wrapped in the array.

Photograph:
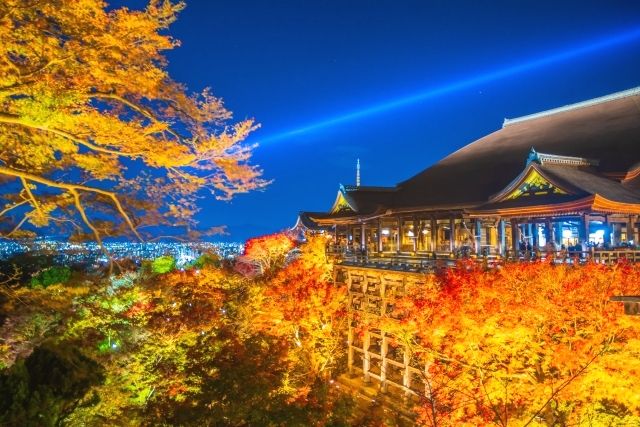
[
  {"x1": 380, "y1": 261, "x2": 640, "y2": 426},
  {"x1": 0, "y1": 244, "x2": 359, "y2": 425},
  {"x1": 0, "y1": 0, "x2": 268, "y2": 246},
  {"x1": 246, "y1": 235, "x2": 348, "y2": 396},
  {"x1": 242, "y1": 233, "x2": 295, "y2": 275}
]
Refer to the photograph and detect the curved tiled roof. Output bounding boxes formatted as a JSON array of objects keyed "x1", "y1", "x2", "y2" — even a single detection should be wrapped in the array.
[
  {"x1": 342, "y1": 186, "x2": 395, "y2": 214},
  {"x1": 541, "y1": 164, "x2": 640, "y2": 204},
  {"x1": 394, "y1": 87, "x2": 640, "y2": 209},
  {"x1": 300, "y1": 87, "x2": 640, "y2": 224}
]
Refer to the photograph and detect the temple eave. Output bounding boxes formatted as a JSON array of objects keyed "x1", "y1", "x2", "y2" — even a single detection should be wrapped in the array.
[
  {"x1": 467, "y1": 195, "x2": 596, "y2": 218},
  {"x1": 592, "y1": 194, "x2": 640, "y2": 215}
]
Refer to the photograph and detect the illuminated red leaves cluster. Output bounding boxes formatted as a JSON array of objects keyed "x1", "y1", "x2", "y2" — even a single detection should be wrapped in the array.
[
  {"x1": 382, "y1": 261, "x2": 640, "y2": 426},
  {"x1": 247, "y1": 235, "x2": 347, "y2": 387},
  {"x1": 241, "y1": 233, "x2": 295, "y2": 274}
]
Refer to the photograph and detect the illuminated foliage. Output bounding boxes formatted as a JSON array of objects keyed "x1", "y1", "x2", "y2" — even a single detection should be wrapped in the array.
[
  {"x1": 0, "y1": 343, "x2": 105, "y2": 426},
  {"x1": 190, "y1": 251, "x2": 221, "y2": 269},
  {"x1": 0, "y1": 279, "x2": 90, "y2": 369},
  {"x1": 165, "y1": 331, "x2": 354, "y2": 426},
  {"x1": 3, "y1": 240, "x2": 640, "y2": 426},
  {"x1": 151, "y1": 255, "x2": 176, "y2": 274},
  {"x1": 29, "y1": 266, "x2": 71, "y2": 288},
  {"x1": 247, "y1": 236, "x2": 348, "y2": 397},
  {"x1": 0, "y1": 246, "x2": 356, "y2": 425},
  {"x1": 60, "y1": 267, "x2": 238, "y2": 423},
  {"x1": 379, "y1": 261, "x2": 640, "y2": 426},
  {"x1": 0, "y1": 0, "x2": 268, "y2": 246},
  {"x1": 242, "y1": 233, "x2": 295, "y2": 275},
  {"x1": 11, "y1": 236, "x2": 639, "y2": 426}
]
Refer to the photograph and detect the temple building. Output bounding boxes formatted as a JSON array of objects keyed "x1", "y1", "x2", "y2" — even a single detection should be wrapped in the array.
[
  {"x1": 296, "y1": 86, "x2": 640, "y2": 397},
  {"x1": 299, "y1": 86, "x2": 640, "y2": 264}
]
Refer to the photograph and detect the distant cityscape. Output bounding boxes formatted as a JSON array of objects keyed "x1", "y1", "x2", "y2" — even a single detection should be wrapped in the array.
[{"x1": 0, "y1": 239, "x2": 244, "y2": 266}]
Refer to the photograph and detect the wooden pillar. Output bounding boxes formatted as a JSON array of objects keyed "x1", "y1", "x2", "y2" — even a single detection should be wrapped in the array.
[
  {"x1": 396, "y1": 217, "x2": 402, "y2": 253},
  {"x1": 430, "y1": 217, "x2": 437, "y2": 253},
  {"x1": 528, "y1": 223, "x2": 537, "y2": 248},
  {"x1": 475, "y1": 219, "x2": 482, "y2": 255},
  {"x1": 498, "y1": 219, "x2": 506, "y2": 256},
  {"x1": 347, "y1": 321, "x2": 354, "y2": 374},
  {"x1": 625, "y1": 217, "x2": 630, "y2": 243},
  {"x1": 380, "y1": 334, "x2": 388, "y2": 392},
  {"x1": 380, "y1": 275, "x2": 388, "y2": 391},
  {"x1": 403, "y1": 346, "x2": 411, "y2": 397},
  {"x1": 604, "y1": 214, "x2": 611, "y2": 246},
  {"x1": 377, "y1": 218, "x2": 383, "y2": 253},
  {"x1": 554, "y1": 222, "x2": 563, "y2": 246},
  {"x1": 413, "y1": 217, "x2": 419, "y2": 253},
  {"x1": 345, "y1": 271, "x2": 354, "y2": 374},
  {"x1": 449, "y1": 216, "x2": 456, "y2": 253},
  {"x1": 511, "y1": 219, "x2": 519, "y2": 259},
  {"x1": 630, "y1": 215, "x2": 639, "y2": 245},
  {"x1": 545, "y1": 219, "x2": 553, "y2": 246},
  {"x1": 580, "y1": 214, "x2": 589, "y2": 246},
  {"x1": 360, "y1": 223, "x2": 366, "y2": 252},
  {"x1": 363, "y1": 330, "x2": 371, "y2": 383}
]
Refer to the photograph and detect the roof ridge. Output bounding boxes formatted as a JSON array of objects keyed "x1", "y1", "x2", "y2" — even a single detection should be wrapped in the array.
[
  {"x1": 503, "y1": 86, "x2": 640, "y2": 128},
  {"x1": 343, "y1": 185, "x2": 396, "y2": 192},
  {"x1": 527, "y1": 148, "x2": 599, "y2": 167}
]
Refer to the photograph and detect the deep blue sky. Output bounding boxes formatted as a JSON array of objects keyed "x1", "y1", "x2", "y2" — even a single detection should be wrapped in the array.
[{"x1": 157, "y1": 1, "x2": 640, "y2": 240}]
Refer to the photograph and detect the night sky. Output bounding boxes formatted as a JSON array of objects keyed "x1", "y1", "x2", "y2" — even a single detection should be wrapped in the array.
[{"x1": 153, "y1": 1, "x2": 640, "y2": 241}]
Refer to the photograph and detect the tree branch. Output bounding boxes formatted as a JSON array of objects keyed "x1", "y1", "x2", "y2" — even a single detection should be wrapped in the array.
[
  {"x1": 88, "y1": 92, "x2": 185, "y2": 142},
  {"x1": 0, "y1": 112, "x2": 143, "y2": 157},
  {"x1": 18, "y1": 55, "x2": 71, "y2": 79},
  {"x1": 20, "y1": 176, "x2": 41, "y2": 215},
  {"x1": 5, "y1": 212, "x2": 29, "y2": 237},
  {"x1": 522, "y1": 348, "x2": 605, "y2": 427},
  {"x1": 0, "y1": 80, "x2": 32, "y2": 96},
  {"x1": 69, "y1": 188, "x2": 111, "y2": 267},
  {"x1": 0, "y1": 165, "x2": 142, "y2": 241},
  {"x1": 0, "y1": 199, "x2": 28, "y2": 217}
]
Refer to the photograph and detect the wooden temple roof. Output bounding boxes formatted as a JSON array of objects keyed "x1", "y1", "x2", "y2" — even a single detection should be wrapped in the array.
[
  {"x1": 540, "y1": 164, "x2": 640, "y2": 204},
  {"x1": 300, "y1": 87, "x2": 640, "y2": 226},
  {"x1": 337, "y1": 185, "x2": 396, "y2": 215},
  {"x1": 395, "y1": 86, "x2": 640, "y2": 209}
]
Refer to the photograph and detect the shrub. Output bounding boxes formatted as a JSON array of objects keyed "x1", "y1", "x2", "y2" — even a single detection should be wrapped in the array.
[
  {"x1": 0, "y1": 343, "x2": 104, "y2": 426},
  {"x1": 191, "y1": 252, "x2": 221, "y2": 269},
  {"x1": 151, "y1": 256, "x2": 176, "y2": 274},
  {"x1": 243, "y1": 233, "x2": 295, "y2": 275},
  {"x1": 30, "y1": 266, "x2": 72, "y2": 288},
  {"x1": 107, "y1": 271, "x2": 139, "y2": 295}
]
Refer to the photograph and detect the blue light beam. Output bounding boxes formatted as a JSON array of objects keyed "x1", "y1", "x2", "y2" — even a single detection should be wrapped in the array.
[{"x1": 258, "y1": 27, "x2": 640, "y2": 144}]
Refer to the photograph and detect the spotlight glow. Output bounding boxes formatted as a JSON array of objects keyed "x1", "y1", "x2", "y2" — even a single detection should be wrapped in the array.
[{"x1": 258, "y1": 27, "x2": 640, "y2": 144}]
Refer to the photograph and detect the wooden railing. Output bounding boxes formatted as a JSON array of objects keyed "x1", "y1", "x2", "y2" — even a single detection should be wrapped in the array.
[{"x1": 327, "y1": 246, "x2": 640, "y2": 272}]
